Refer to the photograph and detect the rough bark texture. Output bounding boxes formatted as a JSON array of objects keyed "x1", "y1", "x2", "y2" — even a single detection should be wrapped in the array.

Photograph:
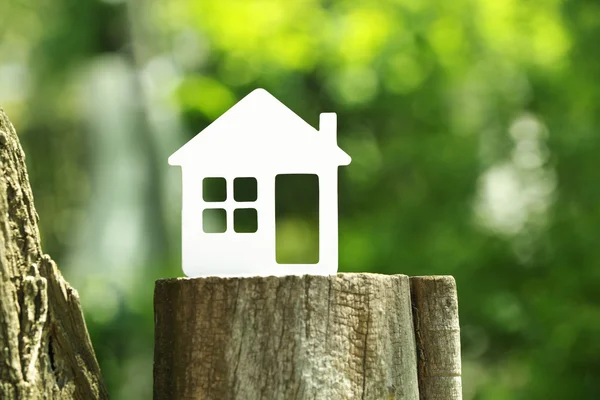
[
  {"x1": 411, "y1": 276, "x2": 462, "y2": 399},
  {"x1": 154, "y1": 273, "x2": 420, "y2": 400},
  {"x1": 0, "y1": 107, "x2": 107, "y2": 399}
]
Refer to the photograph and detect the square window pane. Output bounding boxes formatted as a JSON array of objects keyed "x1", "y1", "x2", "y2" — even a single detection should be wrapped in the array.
[
  {"x1": 234, "y1": 208, "x2": 258, "y2": 233},
  {"x1": 203, "y1": 178, "x2": 226, "y2": 202},
  {"x1": 234, "y1": 177, "x2": 257, "y2": 202},
  {"x1": 203, "y1": 208, "x2": 226, "y2": 233}
]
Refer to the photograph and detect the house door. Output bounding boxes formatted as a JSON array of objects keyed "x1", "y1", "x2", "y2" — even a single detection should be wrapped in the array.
[{"x1": 275, "y1": 174, "x2": 320, "y2": 264}]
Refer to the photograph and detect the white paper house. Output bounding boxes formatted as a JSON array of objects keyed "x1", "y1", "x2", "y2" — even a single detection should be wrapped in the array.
[{"x1": 169, "y1": 88, "x2": 351, "y2": 277}]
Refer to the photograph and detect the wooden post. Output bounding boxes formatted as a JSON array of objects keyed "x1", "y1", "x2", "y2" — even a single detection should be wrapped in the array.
[
  {"x1": 154, "y1": 274, "x2": 461, "y2": 399},
  {"x1": 411, "y1": 276, "x2": 462, "y2": 399}
]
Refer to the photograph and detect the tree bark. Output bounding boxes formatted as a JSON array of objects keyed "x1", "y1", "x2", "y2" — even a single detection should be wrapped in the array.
[
  {"x1": 154, "y1": 273, "x2": 421, "y2": 400},
  {"x1": 0, "y1": 107, "x2": 107, "y2": 399},
  {"x1": 411, "y1": 276, "x2": 462, "y2": 399}
]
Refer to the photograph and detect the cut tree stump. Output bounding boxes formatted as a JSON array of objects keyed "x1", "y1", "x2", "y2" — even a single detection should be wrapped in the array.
[
  {"x1": 154, "y1": 273, "x2": 462, "y2": 400},
  {"x1": 0, "y1": 107, "x2": 107, "y2": 399}
]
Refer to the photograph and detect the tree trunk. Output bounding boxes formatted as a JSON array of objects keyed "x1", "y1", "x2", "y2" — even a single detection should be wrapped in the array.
[
  {"x1": 0, "y1": 107, "x2": 107, "y2": 399},
  {"x1": 154, "y1": 273, "x2": 421, "y2": 399}
]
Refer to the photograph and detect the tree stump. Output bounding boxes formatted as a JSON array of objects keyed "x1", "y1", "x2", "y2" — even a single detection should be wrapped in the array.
[{"x1": 154, "y1": 273, "x2": 462, "y2": 399}]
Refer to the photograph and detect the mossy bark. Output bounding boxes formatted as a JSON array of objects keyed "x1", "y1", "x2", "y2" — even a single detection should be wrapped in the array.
[{"x1": 0, "y1": 107, "x2": 107, "y2": 399}]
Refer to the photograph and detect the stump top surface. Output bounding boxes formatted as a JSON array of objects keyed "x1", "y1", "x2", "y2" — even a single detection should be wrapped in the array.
[{"x1": 156, "y1": 272, "x2": 416, "y2": 284}]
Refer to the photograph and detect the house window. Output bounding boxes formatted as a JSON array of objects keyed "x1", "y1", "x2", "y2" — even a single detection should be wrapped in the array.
[
  {"x1": 203, "y1": 177, "x2": 226, "y2": 202},
  {"x1": 201, "y1": 177, "x2": 258, "y2": 233},
  {"x1": 203, "y1": 208, "x2": 226, "y2": 233},
  {"x1": 234, "y1": 177, "x2": 257, "y2": 202},
  {"x1": 233, "y1": 177, "x2": 258, "y2": 233},
  {"x1": 234, "y1": 208, "x2": 258, "y2": 233}
]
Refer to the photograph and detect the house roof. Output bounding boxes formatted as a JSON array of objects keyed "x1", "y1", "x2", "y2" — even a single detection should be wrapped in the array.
[{"x1": 168, "y1": 89, "x2": 351, "y2": 170}]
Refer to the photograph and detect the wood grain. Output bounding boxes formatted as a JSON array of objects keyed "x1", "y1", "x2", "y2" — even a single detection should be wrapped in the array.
[
  {"x1": 154, "y1": 273, "x2": 420, "y2": 400},
  {"x1": 411, "y1": 276, "x2": 462, "y2": 400}
]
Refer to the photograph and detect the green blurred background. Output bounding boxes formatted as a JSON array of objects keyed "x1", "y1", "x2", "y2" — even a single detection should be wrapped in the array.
[{"x1": 2, "y1": 0, "x2": 600, "y2": 398}]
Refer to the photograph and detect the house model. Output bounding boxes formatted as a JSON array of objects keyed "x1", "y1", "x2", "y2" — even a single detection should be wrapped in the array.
[{"x1": 168, "y1": 88, "x2": 351, "y2": 277}]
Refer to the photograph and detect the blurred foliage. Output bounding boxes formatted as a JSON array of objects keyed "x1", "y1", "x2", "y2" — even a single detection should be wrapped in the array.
[{"x1": 1, "y1": 0, "x2": 600, "y2": 398}]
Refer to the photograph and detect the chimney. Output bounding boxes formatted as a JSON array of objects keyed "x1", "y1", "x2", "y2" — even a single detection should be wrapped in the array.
[{"x1": 319, "y1": 113, "x2": 337, "y2": 145}]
